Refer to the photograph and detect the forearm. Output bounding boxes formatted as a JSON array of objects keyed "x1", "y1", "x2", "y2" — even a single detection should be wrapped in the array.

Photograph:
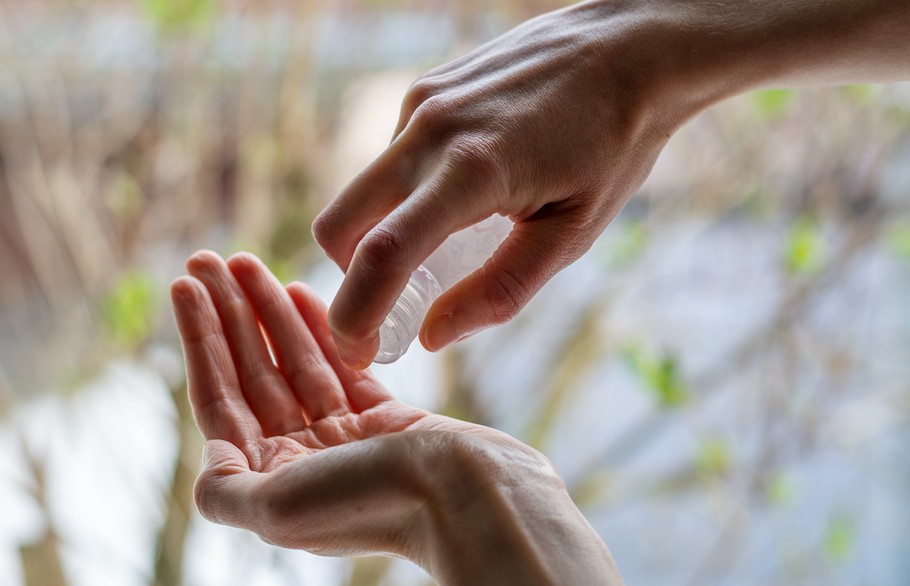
[
  {"x1": 558, "y1": 0, "x2": 909, "y2": 135},
  {"x1": 633, "y1": 0, "x2": 910, "y2": 113}
]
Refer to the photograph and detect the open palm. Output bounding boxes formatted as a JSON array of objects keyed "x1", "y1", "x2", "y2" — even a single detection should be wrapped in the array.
[{"x1": 170, "y1": 251, "x2": 547, "y2": 559}]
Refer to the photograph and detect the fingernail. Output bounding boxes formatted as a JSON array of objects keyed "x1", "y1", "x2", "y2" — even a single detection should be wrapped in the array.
[
  {"x1": 424, "y1": 314, "x2": 459, "y2": 352},
  {"x1": 337, "y1": 348, "x2": 366, "y2": 370}
]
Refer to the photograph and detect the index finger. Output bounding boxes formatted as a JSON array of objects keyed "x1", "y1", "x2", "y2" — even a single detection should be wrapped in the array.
[
  {"x1": 171, "y1": 276, "x2": 264, "y2": 469},
  {"x1": 312, "y1": 139, "x2": 419, "y2": 273},
  {"x1": 327, "y1": 176, "x2": 496, "y2": 369}
]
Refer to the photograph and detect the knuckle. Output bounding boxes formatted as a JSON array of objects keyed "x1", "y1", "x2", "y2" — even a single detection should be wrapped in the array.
[
  {"x1": 195, "y1": 389, "x2": 232, "y2": 426},
  {"x1": 481, "y1": 264, "x2": 533, "y2": 326},
  {"x1": 311, "y1": 212, "x2": 334, "y2": 250},
  {"x1": 409, "y1": 94, "x2": 456, "y2": 136},
  {"x1": 446, "y1": 134, "x2": 499, "y2": 176},
  {"x1": 312, "y1": 212, "x2": 355, "y2": 269},
  {"x1": 218, "y1": 295, "x2": 246, "y2": 319},
  {"x1": 356, "y1": 226, "x2": 409, "y2": 275},
  {"x1": 403, "y1": 78, "x2": 440, "y2": 113},
  {"x1": 287, "y1": 357, "x2": 332, "y2": 394},
  {"x1": 241, "y1": 364, "x2": 275, "y2": 392},
  {"x1": 252, "y1": 288, "x2": 284, "y2": 317},
  {"x1": 439, "y1": 134, "x2": 507, "y2": 200},
  {"x1": 447, "y1": 135, "x2": 488, "y2": 167}
]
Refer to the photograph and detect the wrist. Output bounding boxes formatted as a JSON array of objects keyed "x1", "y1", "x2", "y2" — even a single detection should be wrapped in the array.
[
  {"x1": 542, "y1": 0, "x2": 719, "y2": 145},
  {"x1": 405, "y1": 431, "x2": 622, "y2": 586}
]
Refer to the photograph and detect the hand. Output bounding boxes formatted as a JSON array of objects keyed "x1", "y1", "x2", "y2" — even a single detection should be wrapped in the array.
[
  {"x1": 313, "y1": 1, "x2": 674, "y2": 368},
  {"x1": 171, "y1": 251, "x2": 623, "y2": 585},
  {"x1": 312, "y1": 0, "x2": 910, "y2": 369}
]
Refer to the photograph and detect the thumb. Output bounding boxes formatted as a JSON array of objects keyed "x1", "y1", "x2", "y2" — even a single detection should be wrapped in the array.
[
  {"x1": 194, "y1": 439, "x2": 259, "y2": 527},
  {"x1": 418, "y1": 212, "x2": 593, "y2": 352}
]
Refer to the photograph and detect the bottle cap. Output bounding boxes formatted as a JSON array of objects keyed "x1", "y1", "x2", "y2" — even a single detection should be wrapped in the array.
[{"x1": 375, "y1": 266, "x2": 443, "y2": 364}]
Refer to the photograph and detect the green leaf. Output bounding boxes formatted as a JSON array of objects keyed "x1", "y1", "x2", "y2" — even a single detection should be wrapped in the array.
[
  {"x1": 570, "y1": 470, "x2": 613, "y2": 509},
  {"x1": 263, "y1": 258, "x2": 294, "y2": 286},
  {"x1": 885, "y1": 222, "x2": 910, "y2": 261},
  {"x1": 751, "y1": 89, "x2": 796, "y2": 120},
  {"x1": 842, "y1": 84, "x2": 878, "y2": 106},
  {"x1": 526, "y1": 304, "x2": 606, "y2": 449},
  {"x1": 136, "y1": 0, "x2": 217, "y2": 35},
  {"x1": 696, "y1": 438, "x2": 729, "y2": 475},
  {"x1": 103, "y1": 271, "x2": 156, "y2": 347},
  {"x1": 767, "y1": 473, "x2": 797, "y2": 506},
  {"x1": 608, "y1": 221, "x2": 648, "y2": 268},
  {"x1": 624, "y1": 346, "x2": 689, "y2": 408},
  {"x1": 103, "y1": 172, "x2": 144, "y2": 220},
  {"x1": 268, "y1": 167, "x2": 318, "y2": 264},
  {"x1": 824, "y1": 516, "x2": 854, "y2": 562},
  {"x1": 783, "y1": 217, "x2": 826, "y2": 275},
  {"x1": 739, "y1": 185, "x2": 778, "y2": 221}
]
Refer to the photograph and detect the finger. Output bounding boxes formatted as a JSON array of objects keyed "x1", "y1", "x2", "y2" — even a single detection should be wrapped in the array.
[
  {"x1": 391, "y1": 73, "x2": 442, "y2": 142},
  {"x1": 226, "y1": 252, "x2": 352, "y2": 420},
  {"x1": 286, "y1": 281, "x2": 392, "y2": 413},
  {"x1": 418, "y1": 209, "x2": 595, "y2": 352},
  {"x1": 186, "y1": 251, "x2": 307, "y2": 436},
  {"x1": 194, "y1": 439, "x2": 262, "y2": 526},
  {"x1": 327, "y1": 169, "x2": 500, "y2": 369},
  {"x1": 311, "y1": 140, "x2": 420, "y2": 273},
  {"x1": 313, "y1": 90, "x2": 479, "y2": 274},
  {"x1": 170, "y1": 276, "x2": 264, "y2": 466},
  {"x1": 390, "y1": 58, "x2": 478, "y2": 142}
]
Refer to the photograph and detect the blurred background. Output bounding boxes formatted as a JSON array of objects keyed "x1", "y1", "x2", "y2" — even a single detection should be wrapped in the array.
[{"x1": 1, "y1": 0, "x2": 909, "y2": 585}]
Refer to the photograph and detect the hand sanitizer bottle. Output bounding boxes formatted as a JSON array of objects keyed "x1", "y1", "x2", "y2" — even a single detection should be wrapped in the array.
[{"x1": 374, "y1": 215, "x2": 513, "y2": 364}]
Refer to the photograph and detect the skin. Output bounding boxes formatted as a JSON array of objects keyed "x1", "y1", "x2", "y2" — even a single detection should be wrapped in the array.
[
  {"x1": 171, "y1": 250, "x2": 624, "y2": 585},
  {"x1": 311, "y1": 0, "x2": 910, "y2": 369}
]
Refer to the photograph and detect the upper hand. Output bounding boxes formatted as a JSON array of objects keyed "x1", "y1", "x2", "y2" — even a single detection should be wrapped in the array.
[
  {"x1": 312, "y1": 0, "x2": 910, "y2": 370},
  {"x1": 312, "y1": 1, "x2": 680, "y2": 368}
]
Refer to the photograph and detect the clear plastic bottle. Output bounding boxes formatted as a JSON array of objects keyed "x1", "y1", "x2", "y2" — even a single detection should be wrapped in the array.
[{"x1": 374, "y1": 215, "x2": 513, "y2": 364}]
